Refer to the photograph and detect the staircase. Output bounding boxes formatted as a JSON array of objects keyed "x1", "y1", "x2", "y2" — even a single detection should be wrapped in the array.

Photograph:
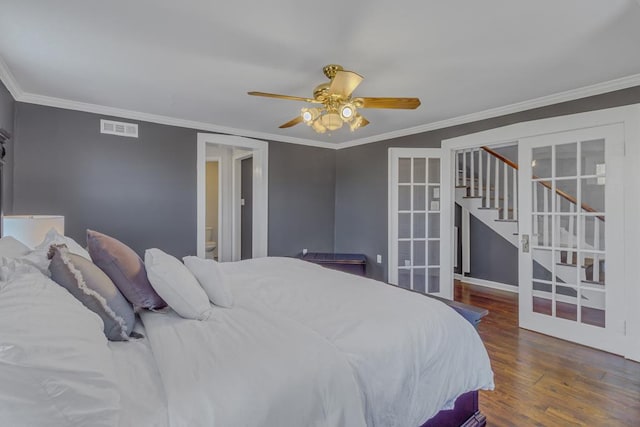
[{"x1": 455, "y1": 146, "x2": 605, "y2": 311}]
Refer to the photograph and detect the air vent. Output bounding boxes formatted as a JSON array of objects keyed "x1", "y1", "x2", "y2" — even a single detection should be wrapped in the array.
[{"x1": 100, "y1": 119, "x2": 139, "y2": 138}]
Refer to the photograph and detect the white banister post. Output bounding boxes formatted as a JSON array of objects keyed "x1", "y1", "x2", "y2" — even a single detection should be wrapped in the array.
[
  {"x1": 533, "y1": 185, "x2": 539, "y2": 243},
  {"x1": 478, "y1": 149, "x2": 483, "y2": 205},
  {"x1": 462, "y1": 150, "x2": 467, "y2": 189},
  {"x1": 512, "y1": 167, "x2": 518, "y2": 221},
  {"x1": 494, "y1": 157, "x2": 500, "y2": 209},
  {"x1": 593, "y1": 219, "x2": 600, "y2": 283},
  {"x1": 457, "y1": 151, "x2": 462, "y2": 186},
  {"x1": 470, "y1": 149, "x2": 475, "y2": 196},
  {"x1": 543, "y1": 187, "x2": 549, "y2": 246},
  {"x1": 568, "y1": 203, "x2": 575, "y2": 264},
  {"x1": 485, "y1": 152, "x2": 491, "y2": 208},
  {"x1": 503, "y1": 162, "x2": 508, "y2": 220}
]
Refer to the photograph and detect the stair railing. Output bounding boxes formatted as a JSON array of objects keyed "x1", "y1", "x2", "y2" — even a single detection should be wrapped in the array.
[
  {"x1": 455, "y1": 147, "x2": 517, "y2": 221},
  {"x1": 456, "y1": 145, "x2": 605, "y2": 283}
]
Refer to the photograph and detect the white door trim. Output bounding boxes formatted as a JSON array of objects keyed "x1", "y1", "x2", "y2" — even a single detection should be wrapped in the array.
[
  {"x1": 197, "y1": 133, "x2": 268, "y2": 261},
  {"x1": 441, "y1": 103, "x2": 640, "y2": 361},
  {"x1": 205, "y1": 156, "x2": 222, "y2": 259}
]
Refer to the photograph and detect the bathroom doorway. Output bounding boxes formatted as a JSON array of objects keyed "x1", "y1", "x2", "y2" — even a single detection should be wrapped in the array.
[
  {"x1": 240, "y1": 156, "x2": 253, "y2": 260},
  {"x1": 204, "y1": 159, "x2": 221, "y2": 260},
  {"x1": 197, "y1": 133, "x2": 268, "y2": 262}
]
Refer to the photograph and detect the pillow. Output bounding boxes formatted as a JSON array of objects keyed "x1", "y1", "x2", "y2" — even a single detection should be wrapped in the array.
[
  {"x1": 145, "y1": 248, "x2": 212, "y2": 320},
  {"x1": 183, "y1": 256, "x2": 234, "y2": 308},
  {"x1": 87, "y1": 229, "x2": 166, "y2": 310},
  {"x1": 0, "y1": 270, "x2": 121, "y2": 426},
  {"x1": 0, "y1": 236, "x2": 30, "y2": 259},
  {"x1": 0, "y1": 251, "x2": 50, "y2": 281},
  {"x1": 48, "y1": 245, "x2": 135, "y2": 341},
  {"x1": 35, "y1": 227, "x2": 91, "y2": 260}
]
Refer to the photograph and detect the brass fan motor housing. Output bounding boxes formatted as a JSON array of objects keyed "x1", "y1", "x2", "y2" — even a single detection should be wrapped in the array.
[
  {"x1": 313, "y1": 83, "x2": 330, "y2": 101},
  {"x1": 322, "y1": 64, "x2": 344, "y2": 79}
]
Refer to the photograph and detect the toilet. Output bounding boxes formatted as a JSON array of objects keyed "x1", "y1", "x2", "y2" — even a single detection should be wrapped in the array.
[{"x1": 205, "y1": 227, "x2": 217, "y2": 259}]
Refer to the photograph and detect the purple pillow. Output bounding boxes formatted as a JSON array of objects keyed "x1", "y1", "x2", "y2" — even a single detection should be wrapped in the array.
[{"x1": 86, "y1": 229, "x2": 166, "y2": 310}]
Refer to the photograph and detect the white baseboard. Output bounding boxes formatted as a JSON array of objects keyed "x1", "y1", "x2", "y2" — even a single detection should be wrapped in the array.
[{"x1": 454, "y1": 274, "x2": 519, "y2": 294}]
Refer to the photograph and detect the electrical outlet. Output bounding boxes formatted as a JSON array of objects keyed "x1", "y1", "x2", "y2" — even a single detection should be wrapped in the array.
[
  {"x1": 302, "y1": 248, "x2": 308, "y2": 255},
  {"x1": 376, "y1": 254, "x2": 382, "y2": 264}
]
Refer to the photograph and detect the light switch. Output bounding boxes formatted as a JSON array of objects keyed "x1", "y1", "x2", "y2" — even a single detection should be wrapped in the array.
[{"x1": 376, "y1": 254, "x2": 382, "y2": 264}]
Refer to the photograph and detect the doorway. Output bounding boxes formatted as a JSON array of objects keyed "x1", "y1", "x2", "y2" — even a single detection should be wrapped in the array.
[
  {"x1": 441, "y1": 105, "x2": 640, "y2": 359},
  {"x1": 240, "y1": 156, "x2": 253, "y2": 260},
  {"x1": 197, "y1": 134, "x2": 268, "y2": 262},
  {"x1": 204, "y1": 159, "x2": 220, "y2": 260}
]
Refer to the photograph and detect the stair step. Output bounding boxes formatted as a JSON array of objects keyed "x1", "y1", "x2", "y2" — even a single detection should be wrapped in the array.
[
  {"x1": 495, "y1": 219, "x2": 518, "y2": 223},
  {"x1": 582, "y1": 279, "x2": 605, "y2": 286},
  {"x1": 455, "y1": 185, "x2": 469, "y2": 189},
  {"x1": 477, "y1": 207, "x2": 499, "y2": 210},
  {"x1": 557, "y1": 262, "x2": 586, "y2": 269},
  {"x1": 462, "y1": 196, "x2": 483, "y2": 199}
]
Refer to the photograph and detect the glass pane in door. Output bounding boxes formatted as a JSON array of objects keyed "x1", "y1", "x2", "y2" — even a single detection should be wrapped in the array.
[
  {"x1": 394, "y1": 154, "x2": 441, "y2": 294},
  {"x1": 527, "y1": 138, "x2": 607, "y2": 328}
]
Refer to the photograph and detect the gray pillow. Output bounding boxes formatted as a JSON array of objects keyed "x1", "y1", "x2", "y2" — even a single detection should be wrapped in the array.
[
  {"x1": 86, "y1": 229, "x2": 166, "y2": 310},
  {"x1": 48, "y1": 245, "x2": 135, "y2": 341}
]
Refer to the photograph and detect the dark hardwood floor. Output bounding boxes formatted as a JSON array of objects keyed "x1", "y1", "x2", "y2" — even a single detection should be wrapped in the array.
[{"x1": 455, "y1": 281, "x2": 640, "y2": 426}]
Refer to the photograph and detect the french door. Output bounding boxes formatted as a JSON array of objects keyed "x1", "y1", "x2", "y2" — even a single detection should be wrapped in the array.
[
  {"x1": 388, "y1": 148, "x2": 452, "y2": 299},
  {"x1": 518, "y1": 124, "x2": 626, "y2": 354}
]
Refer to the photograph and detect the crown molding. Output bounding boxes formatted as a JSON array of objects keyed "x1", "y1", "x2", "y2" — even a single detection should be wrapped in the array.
[
  {"x1": 335, "y1": 72, "x2": 640, "y2": 149},
  {"x1": 0, "y1": 56, "x2": 23, "y2": 100},
  {"x1": 2, "y1": 53, "x2": 639, "y2": 151},
  {"x1": 16, "y1": 92, "x2": 335, "y2": 149}
]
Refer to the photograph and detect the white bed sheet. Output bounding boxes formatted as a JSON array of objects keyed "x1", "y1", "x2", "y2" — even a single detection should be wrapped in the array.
[
  {"x1": 220, "y1": 257, "x2": 495, "y2": 426},
  {"x1": 140, "y1": 304, "x2": 367, "y2": 427},
  {"x1": 137, "y1": 257, "x2": 493, "y2": 427},
  {"x1": 108, "y1": 322, "x2": 168, "y2": 427}
]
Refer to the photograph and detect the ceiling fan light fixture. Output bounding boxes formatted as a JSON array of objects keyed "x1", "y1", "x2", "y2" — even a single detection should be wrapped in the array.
[
  {"x1": 340, "y1": 103, "x2": 355, "y2": 121},
  {"x1": 301, "y1": 107, "x2": 320, "y2": 125},
  {"x1": 320, "y1": 112, "x2": 343, "y2": 131},
  {"x1": 349, "y1": 114, "x2": 364, "y2": 132},
  {"x1": 312, "y1": 119, "x2": 327, "y2": 133}
]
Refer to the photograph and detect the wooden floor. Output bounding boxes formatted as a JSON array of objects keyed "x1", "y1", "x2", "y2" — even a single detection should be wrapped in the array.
[{"x1": 454, "y1": 281, "x2": 640, "y2": 426}]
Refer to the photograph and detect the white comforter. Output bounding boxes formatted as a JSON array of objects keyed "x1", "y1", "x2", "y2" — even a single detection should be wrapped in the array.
[{"x1": 141, "y1": 257, "x2": 494, "y2": 427}]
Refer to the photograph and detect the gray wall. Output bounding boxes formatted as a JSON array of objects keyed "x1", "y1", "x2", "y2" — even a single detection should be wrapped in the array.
[
  {"x1": 0, "y1": 80, "x2": 14, "y2": 213},
  {"x1": 268, "y1": 142, "x2": 336, "y2": 256},
  {"x1": 13, "y1": 103, "x2": 198, "y2": 257},
  {"x1": 468, "y1": 215, "x2": 518, "y2": 286},
  {"x1": 335, "y1": 85, "x2": 640, "y2": 281},
  {"x1": 11, "y1": 102, "x2": 337, "y2": 259}
]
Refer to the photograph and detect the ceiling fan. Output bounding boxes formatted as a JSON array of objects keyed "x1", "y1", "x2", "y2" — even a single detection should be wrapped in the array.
[{"x1": 248, "y1": 64, "x2": 421, "y2": 134}]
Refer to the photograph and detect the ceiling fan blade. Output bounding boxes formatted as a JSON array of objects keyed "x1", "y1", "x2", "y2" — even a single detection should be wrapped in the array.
[
  {"x1": 360, "y1": 116, "x2": 370, "y2": 127},
  {"x1": 356, "y1": 97, "x2": 421, "y2": 109},
  {"x1": 248, "y1": 91, "x2": 319, "y2": 103},
  {"x1": 279, "y1": 116, "x2": 304, "y2": 128},
  {"x1": 328, "y1": 71, "x2": 363, "y2": 97}
]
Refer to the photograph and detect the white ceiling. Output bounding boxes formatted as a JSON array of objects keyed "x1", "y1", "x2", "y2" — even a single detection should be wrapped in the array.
[{"x1": 1, "y1": 0, "x2": 640, "y2": 147}]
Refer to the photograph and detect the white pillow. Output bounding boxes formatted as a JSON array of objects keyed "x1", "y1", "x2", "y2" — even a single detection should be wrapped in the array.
[
  {"x1": 0, "y1": 236, "x2": 30, "y2": 259},
  {"x1": 183, "y1": 256, "x2": 234, "y2": 308},
  {"x1": 145, "y1": 249, "x2": 212, "y2": 320},
  {"x1": 34, "y1": 228, "x2": 91, "y2": 260},
  {"x1": 0, "y1": 271, "x2": 121, "y2": 426}
]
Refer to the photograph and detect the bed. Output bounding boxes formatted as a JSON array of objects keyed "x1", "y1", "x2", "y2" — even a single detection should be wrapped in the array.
[{"x1": 0, "y1": 241, "x2": 493, "y2": 427}]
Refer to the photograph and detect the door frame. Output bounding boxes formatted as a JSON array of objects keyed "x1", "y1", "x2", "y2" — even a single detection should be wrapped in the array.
[
  {"x1": 441, "y1": 104, "x2": 640, "y2": 361},
  {"x1": 204, "y1": 156, "x2": 222, "y2": 259},
  {"x1": 197, "y1": 133, "x2": 268, "y2": 261}
]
